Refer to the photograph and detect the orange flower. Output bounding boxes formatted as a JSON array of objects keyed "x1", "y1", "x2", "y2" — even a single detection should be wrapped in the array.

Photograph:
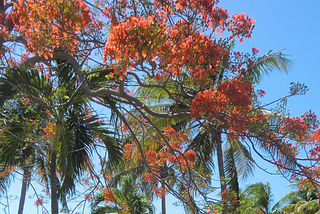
[
  {"x1": 21, "y1": 98, "x2": 30, "y2": 106},
  {"x1": 102, "y1": 188, "x2": 115, "y2": 203}
]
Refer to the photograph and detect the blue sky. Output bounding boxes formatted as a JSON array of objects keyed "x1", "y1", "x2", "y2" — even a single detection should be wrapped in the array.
[{"x1": 6, "y1": 0, "x2": 320, "y2": 213}]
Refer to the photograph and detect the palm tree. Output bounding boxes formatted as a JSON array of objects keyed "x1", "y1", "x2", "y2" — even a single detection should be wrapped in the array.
[
  {"x1": 0, "y1": 62, "x2": 122, "y2": 213},
  {"x1": 239, "y1": 182, "x2": 274, "y2": 214},
  {"x1": 223, "y1": 140, "x2": 255, "y2": 213},
  {"x1": 188, "y1": 49, "x2": 291, "y2": 214},
  {"x1": 272, "y1": 179, "x2": 320, "y2": 214},
  {"x1": 0, "y1": 97, "x2": 44, "y2": 214},
  {"x1": 238, "y1": 181, "x2": 320, "y2": 214},
  {"x1": 272, "y1": 200, "x2": 320, "y2": 214},
  {"x1": 91, "y1": 175, "x2": 155, "y2": 214}
]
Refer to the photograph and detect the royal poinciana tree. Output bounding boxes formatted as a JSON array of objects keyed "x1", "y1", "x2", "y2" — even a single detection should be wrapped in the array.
[{"x1": 0, "y1": 0, "x2": 320, "y2": 213}]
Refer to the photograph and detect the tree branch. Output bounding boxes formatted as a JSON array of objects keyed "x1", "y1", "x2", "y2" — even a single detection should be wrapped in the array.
[{"x1": 23, "y1": 53, "x2": 191, "y2": 119}]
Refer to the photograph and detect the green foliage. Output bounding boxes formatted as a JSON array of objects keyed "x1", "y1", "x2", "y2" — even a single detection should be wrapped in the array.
[
  {"x1": 244, "y1": 50, "x2": 291, "y2": 83},
  {"x1": 271, "y1": 179, "x2": 320, "y2": 214},
  {"x1": 91, "y1": 176, "x2": 155, "y2": 214},
  {"x1": 238, "y1": 182, "x2": 273, "y2": 214},
  {"x1": 0, "y1": 62, "x2": 122, "y2": 210}
]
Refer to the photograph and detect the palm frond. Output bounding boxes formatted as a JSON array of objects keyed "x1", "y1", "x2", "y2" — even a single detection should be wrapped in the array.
[
  {"x1": 0, "y1": 78, "x2": 17, "y2": 107},
  {"x1": 242, "y1": 182, "x2": 273, "y2": 213},
  {"x1": 296, "y1": 200, "x2": 320, "y2": 214},
  {"x1": 224, "y1": 146, "x2": 239, "y2": 194},
  {"x1": 278, "y1": 203, "x2": 295, "y2": 213},
  {"x1": 272, "y1": 191, "x2": 304, "y2": 210},
  {"x1": 225, "y1": 140, "x2": 255, "y2": 182},
  {"x1": 188, "y1": 128, "x2": 215, "y2": 175},
  {"x1": 133, "y1": 78, "x2": 179, "y2": 105},
  {"x1": 244, "y1": 50, "x2": 292, "y2": 83}
]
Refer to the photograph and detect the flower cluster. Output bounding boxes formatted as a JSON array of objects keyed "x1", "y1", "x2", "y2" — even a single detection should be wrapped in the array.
[
  {"x1": 227, "y1": 13, "x2": 256, "y2": 42},
  {"x1": 103, "y1": 3, "x2": 254, "y2": 88},
  {"x1": 6, "y1": 0, "x2": 93, "y2": 58},
  {"x1": 21, "y1": 97, "x2": 30, "y2": 106},
  {"x1": 0, "y1": 166, "x2": 16, "y2": 179},
  {"x1": 102, "y1": 188, "x2": 115, "y2": 203},
  {"x1": 152, "y1": 187, "x2": 166, "y2": 198},
  {"x1": 280, "y1": 111, "x2": 318, "y2": 142},
  {"x1": 123, "y1": 143, "x2": 139, "y2": 162},
  {"x1": 252, "y1": 47, "x2": 260, "y2": 54},
  {"x1": 103, "y1": 15, "x2": 167, "y2": 80},
  {"x1": 191, "y1": 78, "x2": 253, "y2": 135},
  {"x1": 43, "y1": 122, "x2": 55, "y2": 140},
  {"x1": 34, "y1": 196, "x2": 44, "y2": 207},
  {"x1": 142, "y1": 126, "x2": 196, "y2": 197}
]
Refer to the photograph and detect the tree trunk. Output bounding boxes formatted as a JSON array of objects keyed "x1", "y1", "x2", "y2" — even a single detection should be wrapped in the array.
[
  {"x1": 226, "y1": 147, "x2": 240, "y2": 214},
  {"x1": 160, "y1": 164, "x2": 167, "y2": 214},
  {"x1": 51, "y1": 122, "x2": 61, "y2": 214},
  {"x1": 18, "y1": 167, "x2": 30, "y2": 214},
  {"x1": 50, "y1": 150, "x2": 58, "y2": 214},
  {"x1": 161, "y1": 188, "x2": 166, "y2": 214},
  {"x1": 215, "y1": 131, "x2": 228, "y2": 214}
]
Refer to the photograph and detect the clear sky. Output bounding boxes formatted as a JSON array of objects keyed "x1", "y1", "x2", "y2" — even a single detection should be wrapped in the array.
[{"x1": 6, "y1": 0, "x2": 320, "y2": 213}]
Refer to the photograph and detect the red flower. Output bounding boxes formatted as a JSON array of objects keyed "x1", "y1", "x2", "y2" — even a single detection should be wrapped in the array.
[
  {"x1": 252, "y1": 47, "x2": 260, "y2": 54},
  {"x1": 184, "y1": 150, "x2": 196, "y2": 164}
]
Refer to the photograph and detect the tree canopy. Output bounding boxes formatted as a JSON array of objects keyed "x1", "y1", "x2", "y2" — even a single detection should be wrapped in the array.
[{"x1": 0, "y1": 0, "x2": 319, "y2": 213}]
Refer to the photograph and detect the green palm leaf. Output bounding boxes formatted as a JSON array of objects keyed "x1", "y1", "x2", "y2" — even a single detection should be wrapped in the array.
[
  {"x1": 244, "y1": 50, "x2": 291, "y2": 83},
  {"x1": 296, "y1": 200, "x2": 320, "y2": 214},
  {"x1": 225, "y1": 140, "x2": 255, "y2": 183},
  {"x1": 242, "y1": 182, "x2": 273, "y2": 214}
]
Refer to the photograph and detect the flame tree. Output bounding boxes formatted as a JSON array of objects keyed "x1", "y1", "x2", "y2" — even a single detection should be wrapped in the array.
[{"x1": 0, "y1": 0, "x2": 319, "y2": 213}]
